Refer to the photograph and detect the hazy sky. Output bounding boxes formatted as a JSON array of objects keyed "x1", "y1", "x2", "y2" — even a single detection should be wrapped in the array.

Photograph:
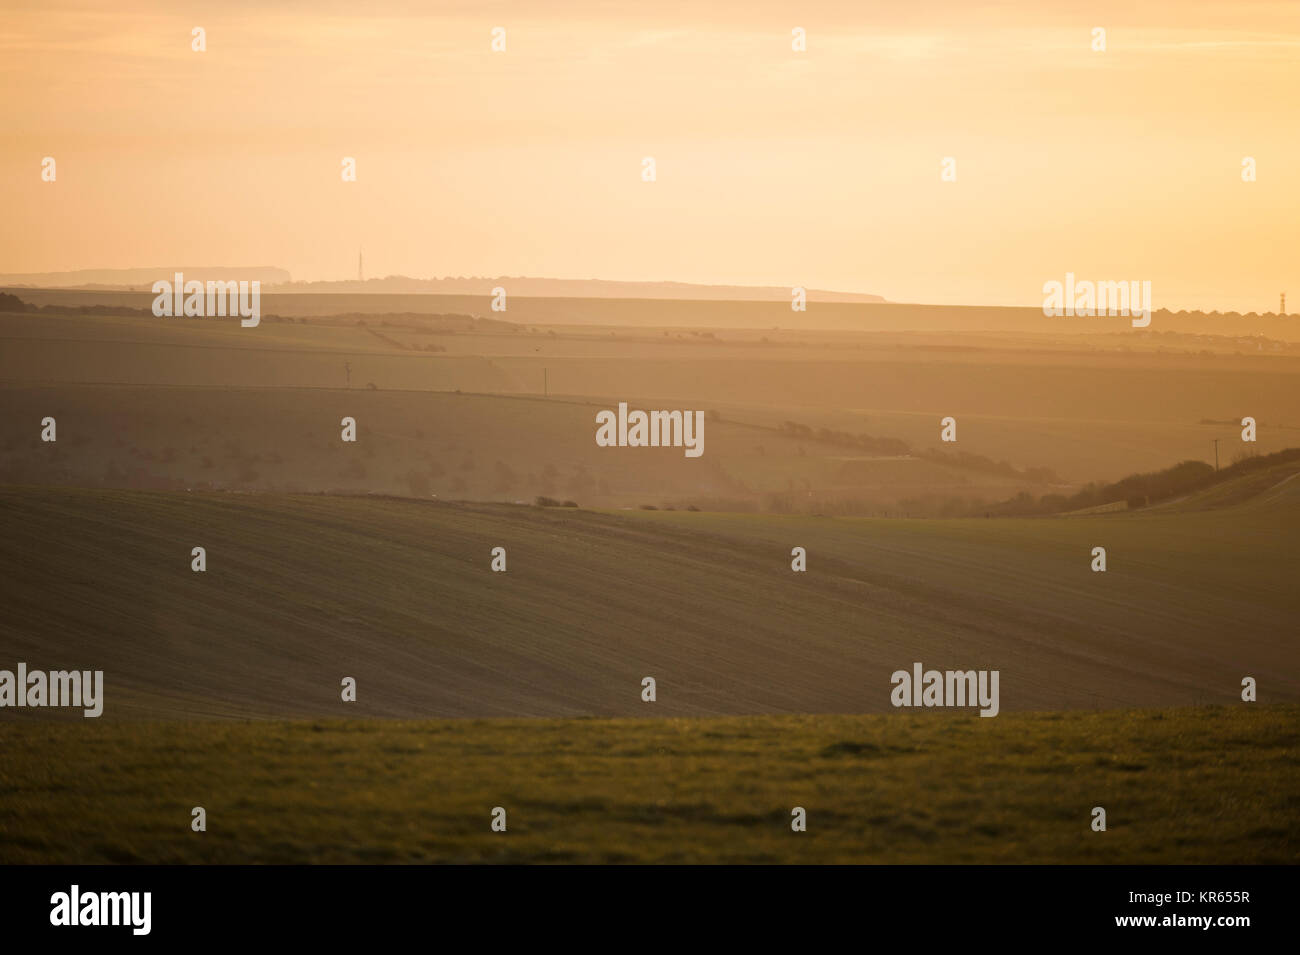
[{"x1": 2, "y1": 1, "x2": 1298, "y2": 310}]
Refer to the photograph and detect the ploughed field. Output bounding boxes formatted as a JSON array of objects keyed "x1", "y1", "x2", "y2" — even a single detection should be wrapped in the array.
[{"x1": 0, "y1": 480, "x2": 1295, "y2": 721}]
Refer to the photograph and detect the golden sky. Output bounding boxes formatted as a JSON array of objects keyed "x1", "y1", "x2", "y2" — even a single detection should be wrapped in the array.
[{"x1": 2, "y1": 1, "x2": 1298, "y2": 311}]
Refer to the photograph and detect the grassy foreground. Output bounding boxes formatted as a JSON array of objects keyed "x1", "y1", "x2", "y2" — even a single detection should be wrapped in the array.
[{"x1": 1, "y1": 705, "x2": 1295, "y2": 864}]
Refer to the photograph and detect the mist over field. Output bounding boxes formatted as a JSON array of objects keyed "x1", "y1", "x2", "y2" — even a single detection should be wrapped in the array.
[
  {"x1": 0, "y1": 286, "x2": 1296, "y2": 722},
  {"x1": 2, "y1": 283, "x2": 1298, "y2": 866},
  {"x1": 3, "y1": 0, "x2": 1298, "y2": 873},
  {"x1": 4, "y1": 292, "x2": 1299, "y2": 510}
]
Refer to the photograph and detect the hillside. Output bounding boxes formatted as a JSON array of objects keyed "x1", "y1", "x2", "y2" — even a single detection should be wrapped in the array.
[
  {"x1": 1144, "y1": 459, "x2": 1300, "y2": 513},
  {"x1": 6, "y1": 304, "x2": 1300, "y2": 496},
  {"x1": 10, "y1": 289, "x2": 1300, "y2": 340},
  {"x1": 1, "y1": 483, "x2": 1295, "y2": 721},
  {"x1": 0, "y1": 383, "x2": 1039, "y2": 513}
]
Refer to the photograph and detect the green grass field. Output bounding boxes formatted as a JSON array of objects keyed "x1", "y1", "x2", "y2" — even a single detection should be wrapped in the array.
[{"x1": 1, "y1": 705, "x2": 1294, "y2": 864}]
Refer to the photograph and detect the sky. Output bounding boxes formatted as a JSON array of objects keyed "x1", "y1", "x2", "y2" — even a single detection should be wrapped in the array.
[{"x1": 1, "y1": 0, "x2": 1298, "y2": 311}]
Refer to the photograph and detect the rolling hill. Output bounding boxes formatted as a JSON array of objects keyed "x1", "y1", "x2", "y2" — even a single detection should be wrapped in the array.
[{"x1": 1, "y1": 479, "x2": 1295, "y2": 721}]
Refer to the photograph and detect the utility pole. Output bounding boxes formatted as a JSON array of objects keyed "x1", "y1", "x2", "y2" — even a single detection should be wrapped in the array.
[
  {"x1": 543, "y1": 367, "x2": 548, "y2": 397},
  {"x1": 1214, "y1": 438, "x2": 1219, "y2": 472},
  {"x1": 1282, "y1": 292, "x2": 1287, "y2": 316},
  {"x1": 345, "y1": 361, "x2": 352, "y2": 388}
]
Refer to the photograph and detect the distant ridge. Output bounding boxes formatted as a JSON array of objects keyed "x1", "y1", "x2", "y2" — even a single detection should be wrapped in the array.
[
  {"x1": 0, "y1": 269, "x2": 885, "y2": 302},
  {"x1": 0, "y1": 267, "x2": 291, "y2": 289},
  {"x1": 270, "y1": 275, "x2": 888, "y2": 303}
]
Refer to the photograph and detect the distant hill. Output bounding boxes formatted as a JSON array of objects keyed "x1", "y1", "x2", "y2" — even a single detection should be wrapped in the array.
[
  {"x1": 1145, "y1": 458, "x2": 1300, "y2": 513},
  {"x1": 990, "y1": 448, "x2": 1300, "y2": 516},
  {"x1": 4, "y1": 285, "x2": 1296, "y2": 341},
  {"x1": 0, "y1": 270, "x2": 885, "y2": 303},
  {"x1": 272, "y1": 275, "x2": 888, "y2": 303},
  {"x1": 0, "y1": 267, "x2": 291, "y2": 289}
]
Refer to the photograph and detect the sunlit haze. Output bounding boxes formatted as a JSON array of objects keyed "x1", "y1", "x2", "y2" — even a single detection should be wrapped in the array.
[{"x1": 2, "y1": 0, "x2": 1298, "y2": 310}]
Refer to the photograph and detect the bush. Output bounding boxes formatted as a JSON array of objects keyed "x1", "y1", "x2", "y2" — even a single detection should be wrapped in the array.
[{"x1": 0, "y1": 292, "x2": 31, "y2": 313}]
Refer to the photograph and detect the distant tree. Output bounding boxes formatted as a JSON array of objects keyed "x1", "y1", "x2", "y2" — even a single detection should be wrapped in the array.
[{"x1": 0, "y1": 292, "x2": 33, "y2": 312}]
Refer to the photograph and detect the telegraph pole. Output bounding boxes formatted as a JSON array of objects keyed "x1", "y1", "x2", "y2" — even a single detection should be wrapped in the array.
[{"x1": 1214, "y1": 438, "x2": 1219, "y2": 472}]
